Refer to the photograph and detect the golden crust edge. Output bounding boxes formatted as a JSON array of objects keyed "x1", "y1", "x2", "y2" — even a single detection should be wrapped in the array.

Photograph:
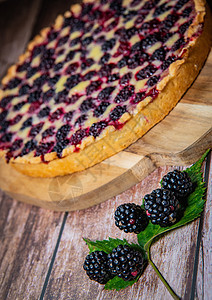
[
  {"x1": 10, "y1": 9, "x2": 212, "y2": 177},
  {"x1": 0, "y1": 0, "x2": 211, "y2": 175}
]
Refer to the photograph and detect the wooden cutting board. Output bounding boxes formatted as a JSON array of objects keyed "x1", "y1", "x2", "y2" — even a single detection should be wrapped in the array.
[{"x1": 0, "y1": 51, "x2": 211, "y2": 212}]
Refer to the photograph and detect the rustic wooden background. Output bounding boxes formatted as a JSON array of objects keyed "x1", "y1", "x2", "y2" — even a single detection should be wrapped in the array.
[{"x1": 0, "y1": 0, "x2": 211, "y2": 299}]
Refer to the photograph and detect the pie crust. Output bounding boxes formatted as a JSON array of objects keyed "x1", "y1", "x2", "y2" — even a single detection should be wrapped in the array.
[{"x1": 0, "y1": 0, "x2": 211, "y2": 177}]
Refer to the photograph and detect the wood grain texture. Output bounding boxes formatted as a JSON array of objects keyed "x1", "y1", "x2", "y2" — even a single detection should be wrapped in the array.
[
  {"x1": 0, "y1": 0, "x2": 42, "y2": 80},
  {"x1": 40, "y1": 165, "x2": 209, "y2": 300},
  {"x1": 0, "y1": 161, "x2": 211, "y2": 299},
  {"x1": 0, "y1": 191, "x2": 64, "y2": 300},
  {"x1": 0, "y1": 51, "x2": 211, "y2": 211},
  {"x1": 195, "y1": 155, "x2": 212, "y2": 300}
]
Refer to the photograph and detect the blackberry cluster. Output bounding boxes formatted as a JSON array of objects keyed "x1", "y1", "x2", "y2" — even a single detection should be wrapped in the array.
[
  {"x1": 83, "y1": 250, "x2": 112, "y2": 284},
  {"x1": 114, "y1": 203, "x2": 149, "y2": 233},
  {"x1": 107, "y1": 244, "x2": 146, "y2": 281},
  {"x1": 161, "y1": 169, "x2": 193, "y2": 199},
  {"x1": 144, "y1": 188, "x2": 180, "y2": 227}
]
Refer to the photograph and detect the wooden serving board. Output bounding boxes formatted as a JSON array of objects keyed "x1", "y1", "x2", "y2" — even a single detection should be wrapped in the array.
[{"x1": 0, "y1": 51, "x2": 212, "y2": 211}]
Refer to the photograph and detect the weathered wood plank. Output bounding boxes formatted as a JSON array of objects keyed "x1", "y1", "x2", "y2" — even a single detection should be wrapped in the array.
[
  {"x1": 0, "y1": 192, "x2": 64, "y2": 300},
  {"x1": 195, "y1": 153, "x2": 212, "y2": 300},
  {"x1": 0, "y1": 0, "x2": 42, "y2": 80},
  {"x1": 42, "y1": 165, "x2": 209, "y2": 300}
]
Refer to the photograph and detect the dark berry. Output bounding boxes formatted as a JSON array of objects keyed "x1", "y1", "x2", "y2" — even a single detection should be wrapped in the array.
[
  {"x1": 75, "y1": 114, "x2": 87, "y2": 126},
  {"x1": 161, "y1": 56, "x2": 176, "y2": 71},
  {"x1": 120, "y1": 73, "x2": 132, "y2": 86},
  {"x1": 80, "y1": 98, "x2": 95, "y2": 112},
  {"x1": 26, "y1": 67, "x2": 38, "y2": 79},
  {"x1": 54, "y1": 62, "x2": 63, "y2": 72},
  {"x1": 28, "y1": 90, "x2": 42, "y2": 103},
  {"x1": 21, "y1": 117, "x2": 32, "y2": 130},
  {"x1": 48, "y1": 30, "x2": 58, "y2": 41},
  {"x1": 65, "y1": 74, "x2": 81, "y2": 89},
  {"x1": 114, "y1": 203, "x2": 149, "y2": 234},
  {"x1": 65, "y1": 50, "x2": 75, "y2": 62},
  {"x1": 179, "y1": 21, "x2": 192, "y2": 35},
  {"x1": 89, "y1": 121, "x2": 107, "y2": 138},
  {"x1": 154, "y1": 3, "x2": 171, "y2": 17},
  {"x1": 56, "y1": 124, "x2": 71, "y2": 141},
  {"x1": 33, "y1": 74, "x2": 48, "y2": 88},
  {"x1": 10, "y1": 114, "x2": 22, "y2": 125},
  {"x1": 117, "y1": 57, "x2": 128, "y2": 69},
  {"x1": 86, "y1": 80, "x2": 102, "y2": 95},
  {"x1": 57, "y1": 35, "x2": 69, "y2": 47},
  {"x1": 182, "y1": 6, "x2": 192, "y2": 17},
  {"x1": 42, "y1": 126, "x2": 55, "y2": 139},
  {"x1": 49, "y1": 108, "x2": 63, "y2": 122},
  {"x1": 21, "y1": 140, "x2": 37, "y2": 156},
  {"x1": 43, "y1": 89, "x2": 55, "y2": 102},
  {"x1": 7, "y1": 78, "x2": 21, "y2": 90},
  {"x1": 107, "y1": 244, "x2": 146, "y2": 281},
  {"x1": 107, "y1": 73, "x2": 120, "y2": 82},
  {"x1": 38, "y1": 107, "x2": 50, "y2": 118},
  {"x1": 17, "y1": 62, "x2": 30, "y2": 73},
  {"x1": 54, "y1": 89, "x2": 69, "y2": 104},
  {"x1": 101, "y1": 38, "x2": 116, "y2": 52},
  {"x1": 65, "y1": 63, "x2": 79, "y2": 75},
  {"x1": 136, "y1": 65, "x2": 157, "y2": 80},
  {"x1": 98, "y1": 87, "x2": 115, "y2": 101},
  {"x1": 0, "y1": 96, "x2": 13, "y2": 108},
  {"x1": 84, "y1": 71, "x2": 97, "y2": 81},
  {"x1": 19, "y1": 84, "x2": 31, "y2": 96},
  {"x1": 82, "y1": 36, "x2": 93, "y2": 47},
  {"x1": 48, "y1": 75, "x2": 60, "y2": 86},
  {"x1": 115, "y1": 85, "x2": 134, "y2": 103},
  {"x1": 141, "y1": 33, "x2": 161, "y2": 50},
  {"x1": 83, "y1": 251, "x2": 113, "y2": 284},
  {"x1": 63, "y1": 111, "x2": 73, "y2": 122},
  {"x1": 144, "y1": 188, "x2": 180, "y2": 227},
  {"x1": 35, "y1": 141, "x2": 54, "y2": 156},
  {"x1": 0, "y1": 110, "x2": 7, "y2": 123},
  {"x1": 13, "y1": 101, "x2": 25, "y2": 111},
  {"x1": 29, "y1": 122, "x2": 44, "y2": 137},
  {"x1": 174, "y1": 0, "x2": 189, "y2": 11},
  {"x1": 163, "y1": 14, "x2": 179, "y2": 29},
  {"x1": 10, "y1": 139, "x2": 23, "y2": 151},
  {"x1": 110, "y1": 105, "x2": 127, "y2": 121},
  {"x1": 70, "y1": 129, "x2": 88, "y2": 145},
  {"x1": 152, "y1": 47, "x2": 166, "y2": 61},
  {"x1": 53, "y1": 139, "x2": 69, "y2": 157},
  {"x1": 162, "y1": 169, "x2": 193, "y2": 199},
  {"x1": 0, "y1": 132, "x2": 12, "y2": 143},
  {"x1": 171, "y1": 37, "x2": 185, "y2": 51},
  {"x1": 94, "y1": 102, "x2": 110, "y2": 117},
  {"x1": 81, "y1": 58, "x2": 94, "y2": 70},
  {"x1": 147, "y1": 76, "x2": 160, "y2": 87}
]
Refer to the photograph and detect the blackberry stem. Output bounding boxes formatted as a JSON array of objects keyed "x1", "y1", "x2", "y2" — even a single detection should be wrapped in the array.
[{"x1": 145, "y1": 241, "x2": 180, "y2": 300}]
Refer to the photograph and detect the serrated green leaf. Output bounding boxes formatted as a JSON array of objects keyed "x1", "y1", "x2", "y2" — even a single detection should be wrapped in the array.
[
  {"x1": 137, "y1": 150, "x2": 209, "y2": 250},
  {"x1": 104, "y1": 275, "x2": 138, "y2": 291}
]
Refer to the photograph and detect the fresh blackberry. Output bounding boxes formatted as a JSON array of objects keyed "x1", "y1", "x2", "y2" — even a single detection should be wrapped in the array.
[
  {"x1": 83, "y1": 251, "x2": 112, "y2": 284},
  {"x1": 114, "y1": 203, "x2": 149, "y2": 233},
  {"x1": 144, "y1": 188, "x2": 180, "y2": 227},
  {"x1": 107, "y1": 244, "x2": 146, "y2": 281},
  {"x1": 161, "y1": 169, "x2": 193, "y2": 199}
]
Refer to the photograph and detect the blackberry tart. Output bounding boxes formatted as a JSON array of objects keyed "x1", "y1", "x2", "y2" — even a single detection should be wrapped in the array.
[{"x1": 0, "y1": 0, "x2": 211, "y2": 177}]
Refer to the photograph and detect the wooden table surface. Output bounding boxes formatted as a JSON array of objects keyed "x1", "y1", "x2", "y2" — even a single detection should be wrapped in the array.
[{"x1": 0, "y1": 1, "x2": 211, "y2": 299}]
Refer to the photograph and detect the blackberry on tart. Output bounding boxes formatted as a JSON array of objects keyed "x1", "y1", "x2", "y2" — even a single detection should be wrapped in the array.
[{"x1": 0, "y1": 0, "x2": 210, "y2": 177}]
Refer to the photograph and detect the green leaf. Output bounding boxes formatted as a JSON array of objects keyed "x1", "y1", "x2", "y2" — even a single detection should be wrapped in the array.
[
  {"x1": 137, "y1": 149, "x2": 209, "y2": 250},
  {"x1": 83, "y1": 237, "x2": 146, "y2": 291},
  {"x1": 137, "y1": 150, "x2": 209, "y2": 299}
]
